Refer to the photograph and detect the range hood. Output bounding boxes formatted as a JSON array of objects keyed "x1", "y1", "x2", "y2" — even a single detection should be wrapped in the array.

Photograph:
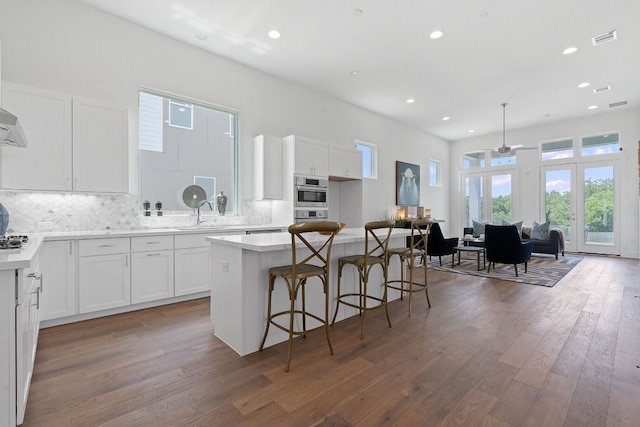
[{"x1": 0, "y1": 108, "x2": 28, "y2": 147}]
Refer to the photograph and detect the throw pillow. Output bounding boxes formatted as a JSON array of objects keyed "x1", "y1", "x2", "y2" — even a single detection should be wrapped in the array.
[
  {"x1": 531, "y1": 221, "x2": 550, "y2": 240},
  {"x1": 502, "y1": 220, "x2": 523, "y2": 236},
  {"x1": 472, "y1": 220, "x2": 488, "y2": 237}
]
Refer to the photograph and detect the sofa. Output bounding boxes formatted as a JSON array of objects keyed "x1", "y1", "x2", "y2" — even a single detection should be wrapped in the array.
[
  {"x1": 521, "y1": 225, "x2": 565, "y2": 260},
  {"x1": 464, "y1": 224, "x2": 565, "y2": 260}
]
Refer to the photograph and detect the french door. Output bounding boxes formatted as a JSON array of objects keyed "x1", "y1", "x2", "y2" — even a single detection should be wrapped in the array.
[
  {"x1": 541, "y1": 160, "x2": 619, "y2": 255},
  {"x1": 463, "y1": 169, "x2": 516, "y2": 226}
]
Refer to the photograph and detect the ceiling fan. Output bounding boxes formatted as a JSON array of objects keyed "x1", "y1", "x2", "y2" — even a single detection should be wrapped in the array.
[{"x1": 489, "y1": 103, "x2": 536, "y2": 154}]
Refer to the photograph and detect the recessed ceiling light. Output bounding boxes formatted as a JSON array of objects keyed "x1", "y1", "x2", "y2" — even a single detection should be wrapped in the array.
[
  {"x1": 442, "y1": 116, "x2": 450, "y2": 121},
  {"x1": 468, "y1": 129, "x2": 475, "y2": 133},
  {"x1": 562, "y1": 47, "x2": 578, "y2": 55},
  {"x1": 588, "y1": 105, "x2": 598, "y2": 110},
  {"x1": 406, "y1": 98, "x2": 415, "y2": 104},
  {"x1": 350, "y1": 70, "x2": 358, "y2": 76},
  {"x1": 430, "y1": 30, "x2": 444, "y2": 39},
  {"x1": 578, "y1": 82, "x2": 590, "y2": 88},
  {"x1": 268, "y1": 30, "x2": 281, "y2": 39}
]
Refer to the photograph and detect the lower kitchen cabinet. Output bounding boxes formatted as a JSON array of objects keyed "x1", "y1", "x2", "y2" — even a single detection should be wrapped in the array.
[
  {"x1": 78, "y1": 238, "x2": 131, "y2": 314},
  {"x1": 39, "y1": 240, "x2": 77, "y2": 321},
  {"x1": 131, "y1": 235, "x2": 174, "y2": 304},
  {"x1": 174, "y1": 234, "x2": 211, "y2": 296}
]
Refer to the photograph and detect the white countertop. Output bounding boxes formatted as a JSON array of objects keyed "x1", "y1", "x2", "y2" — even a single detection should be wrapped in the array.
[
  {"x1": 205, "y1": 227, "x2": 411, "y2": 252},
  {"x1": 0, "y1": 235, "x2": 44, "y2": 271}
]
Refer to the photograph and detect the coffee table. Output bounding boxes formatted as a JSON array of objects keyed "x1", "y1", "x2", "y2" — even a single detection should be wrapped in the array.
[{"x1": 454, "y1": 245, "x2": 486, "y2": 271}]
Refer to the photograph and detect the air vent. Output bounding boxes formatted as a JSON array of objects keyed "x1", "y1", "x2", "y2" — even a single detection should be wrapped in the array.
[
  {"x1": 608, "y1": 101, "x2": 627, "y2": 108},
  {"x1": 592, "y1": 30, "x2": 617, "y2": 46},
  {"x1": 593, "y1": 85, "x2": 611, "y2": 93}
]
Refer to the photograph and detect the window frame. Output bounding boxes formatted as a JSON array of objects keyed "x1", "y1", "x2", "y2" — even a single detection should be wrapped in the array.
[{"x1": 355, "y1": 140, "x2": 378, "y2": 179}]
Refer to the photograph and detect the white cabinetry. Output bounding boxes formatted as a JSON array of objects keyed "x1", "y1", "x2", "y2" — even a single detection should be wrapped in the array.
[
  {"x1": 0, "y1": 82, "x2": 72, "y2": 191},
  {"x1": 0, "y1": 82, "x2": 128, "y2": 193},
  {"x1": 72, "y1": 97, "x2": 128, "y2": 193},
  {"x1": 253, "y1": 135, "x2": 283, "y2": 200},
  {"x1": 40, "y1": 240, "x2": 77, "y2": 321},
  {"x1": 174, "y1": 234, "x2": 211, "y2": 296},
  {"x1": 329, "y1": 145, "x2": 363, "y2": 180},
  {"x1": 78, "y1": 238, "x2": 131, "y2": 313},
  {"x1": 287, "y1": 135, "x2": 329, "y2": 177},
  {"x1": 16, "y1": 259, "x2": 42, "y2": 425},
  {"x1": 131, "y1": 235, "x2": 174, "y2": 304}
]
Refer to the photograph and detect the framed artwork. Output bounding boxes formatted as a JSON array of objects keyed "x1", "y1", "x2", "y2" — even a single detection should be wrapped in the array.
[{"x1": 396, "y1": 161, "x2": 420, "y2": 206}]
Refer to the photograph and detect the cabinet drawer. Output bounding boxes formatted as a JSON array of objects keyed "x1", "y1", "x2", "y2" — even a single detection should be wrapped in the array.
[
  {"x1": 174, "y1": 233, "x2": 210, "y2": 249},
  {"x1": 79, "y1": 238, "x2": 130, "y2": 256},
  {"x1": 131, "y1": 235, "x2": 174, "y2": 252}
]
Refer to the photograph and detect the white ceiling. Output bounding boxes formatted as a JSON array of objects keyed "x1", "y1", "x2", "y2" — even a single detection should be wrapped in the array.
[{"x1": 77, "y1": 0, "x2": 640, "y2": 141}]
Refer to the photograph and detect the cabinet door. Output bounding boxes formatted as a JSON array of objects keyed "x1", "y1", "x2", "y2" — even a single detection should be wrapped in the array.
[
  {"x1": 294, "y1": 137, "x2": 315, "y2": 176},
  {"x1": 131, "y1": 250, "x2": 174, "y2": 304},
  {"x1": 79, "y1": 254, "x2": 131, "y2": 313},
  {"x1": 311, "y1": 141, "x2": 329, "y2": 177},
  {"x1": 175, "y1": 247, "x2": 211, "y2": 296},
  {"x1": 294, "y1": 137, "x2": 328, "y2": 177},
  {"x1": 346, "y1": 148, "x2": 363, "y2": 179},
  {"x1": 16, "y1": 277, "x2": 39, "y2": 425},
  {"x1": 40, "y1": 241, "x2": 77, "y2": 321},
  {"x1": 0, "y1": 82, "x2": 72, "y2": 190},
  {"x1": 328, "y1": 145, "x2": 347, "y2": 178},
  {"x1": 72, "y1": 97, "x2": 128, "y2": 193}
]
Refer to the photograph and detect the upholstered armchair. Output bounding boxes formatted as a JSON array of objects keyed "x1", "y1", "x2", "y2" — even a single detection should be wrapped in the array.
[
  {"x1": 484, "y1": 224, "x2": 534, "y2": 277},
  {"x1": 426, "y1": 222, "x2": 459, "y2": 266}
]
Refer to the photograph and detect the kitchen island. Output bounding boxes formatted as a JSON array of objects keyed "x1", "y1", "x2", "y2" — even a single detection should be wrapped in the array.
[
  {"x1": 1, "y1": 236, "x2": 43, "y2": 427},
  {"x1": 206, "y1": 227, "x2": 411, "y2": 356}
]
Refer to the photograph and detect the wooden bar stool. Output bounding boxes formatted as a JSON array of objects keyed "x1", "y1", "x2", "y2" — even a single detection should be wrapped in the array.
[
  {"x1": 387, "y1": 218, "x2": 432, "y2": 316},
  {"x1": 331, "y1": 220, "x2": 394, "y2": 340},
  {"x1": 259, "y1": 221, "x2": 340, "y2": 372}
]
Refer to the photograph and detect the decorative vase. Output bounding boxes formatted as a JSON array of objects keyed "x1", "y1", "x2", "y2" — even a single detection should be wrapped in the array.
[{"x1": 216, "y1": 191, "x2": 227, "y2": 215}]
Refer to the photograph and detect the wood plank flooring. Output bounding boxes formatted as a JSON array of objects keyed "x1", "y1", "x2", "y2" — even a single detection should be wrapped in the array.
[{"x1": 23, "y1": 254, "x2": 640, "y2": 426}]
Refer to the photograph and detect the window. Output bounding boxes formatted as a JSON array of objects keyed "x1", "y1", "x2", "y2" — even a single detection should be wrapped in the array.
[
  {"x1": 355, "y1": 140, "x2": 377, "y2": 179},
  {"x1": 138, "y1": 88, "x2": 238, "y2": 213},
  {"x1": 490, "y1": 151, "x2": 516, "y2": 166},
  {"x1": 463, "y1": 151, "x2": 485, "y2": 169},
  {"x1": 541, "y1": 138, "x2": 573, "y2": 161},
  {"x1": 581, "y1": 133, "x2": 619, "y2": 156},
  {"x1": 429, "y1": 160, "x2": 442, "y2": 187},
  {"x1": 139, "y1": 92, "x2": 164, "y2": 152},
  {"x1": 169, "y1": 100, "x2": 193, "y2": 129}
]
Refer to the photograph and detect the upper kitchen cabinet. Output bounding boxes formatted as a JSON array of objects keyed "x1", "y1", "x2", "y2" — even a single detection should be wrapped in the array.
[
  {"x1": 253, "y1": 135, "x2": 283, "y2": 200},
  {"x1": 72, "y1": 97, "x2": 128, "y2": 193},
  {"x1": 0, "y1": 82, "x2": 72, "y2": 191},
  {"x1": 0, "y1": 82, "x2": 129, "y2": 193},
  {"x1": 329, "y1": 145, "x2": 362, "y2": 180},
  {"x1": 285, "y1": 135, "x2": 329, "y2": 177}
]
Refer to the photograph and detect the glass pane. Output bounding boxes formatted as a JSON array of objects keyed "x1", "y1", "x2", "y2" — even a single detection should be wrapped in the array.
[
  {"x1": 464, "y1": 176, "x2": 483, "y2": 226},
  {"x1": 463, "y1": 152, "x2": 485, "y2": 169},
  {"x1": 583, "y1": 166, "x2": 614, "y2": 245},
  {"x1": 356, "y1": 143, "x2": 372, "y2": 178},
  {"x1": 429, "y1": 160, "x2": 441, "y2": 187},
  {"x1": 545, "y1": 169, "x2": 572, "y2": 243},
  {"x1": 491, "y1": 174, "x2": 511, "y2": 222},
  {"x1": 542, "y1": 138, "x2": 573, "y2": 160},
  {"x1": 169, "y1": 100, "x2": 193, "y2": 129},
  {"x1": 582, "y1": 133, "x2": 619, "y2": 156},
  {"x1": 490, "y1": 152, "x2": 516, "y2": 166}
]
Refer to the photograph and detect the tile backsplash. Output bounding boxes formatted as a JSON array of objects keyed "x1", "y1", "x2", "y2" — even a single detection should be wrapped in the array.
[{"x1": 0, "y1": 191, "x2": 271, "y2": 233}]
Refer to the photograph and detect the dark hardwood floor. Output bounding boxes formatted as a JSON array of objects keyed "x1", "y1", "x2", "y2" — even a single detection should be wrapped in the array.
[{"x1": 23, "y1": 254, "x2": 639, "y2": 426}]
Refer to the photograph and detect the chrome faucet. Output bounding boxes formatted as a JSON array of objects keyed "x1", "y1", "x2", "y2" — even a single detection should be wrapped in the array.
[{"x1": 197, "y1": 200, "x2": 214, "y2": 225}]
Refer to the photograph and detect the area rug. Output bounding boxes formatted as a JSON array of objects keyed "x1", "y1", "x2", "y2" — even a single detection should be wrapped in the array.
[{"x1": 427, "y1": 253, "x2": 583, "y2": 287}]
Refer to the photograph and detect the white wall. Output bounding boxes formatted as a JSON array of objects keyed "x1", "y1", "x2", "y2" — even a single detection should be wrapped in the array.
[
  {"x1": 0, "y1": 0, "x2": 451, "y2": 231},
  {"x1": 450, "y1": 107, "x2": 640, "y2": 258}
]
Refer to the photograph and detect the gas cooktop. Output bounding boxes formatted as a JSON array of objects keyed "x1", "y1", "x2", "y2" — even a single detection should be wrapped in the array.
[{"x1": 0, "y1": 235, "x2": 28, "y2": 250}]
